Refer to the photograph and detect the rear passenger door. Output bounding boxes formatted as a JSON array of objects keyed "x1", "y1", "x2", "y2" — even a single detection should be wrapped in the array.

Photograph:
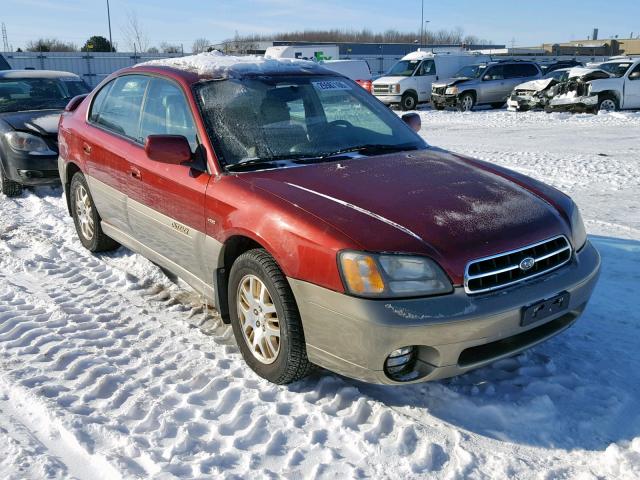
[
  {"x1": 131, "y1": 77, "x2": 211, "y2": 281},
  {"x1": 85, "y1": 75, "x2": 150, "y2": 234},
  {"x1": 503, "y1": 64, "x2": 540, "y2": 100}
]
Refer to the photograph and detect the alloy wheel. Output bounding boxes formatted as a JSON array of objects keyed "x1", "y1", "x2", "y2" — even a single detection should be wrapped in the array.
[
  {"x1": 599, "y1": 99, "x2": 616, "y2": 111},
  {"x1": 236, "y1": 274, "x2": 281, "y2": 364},
  {"x1": 74, "y1": 184, "x2": 95, "y2": 241}
]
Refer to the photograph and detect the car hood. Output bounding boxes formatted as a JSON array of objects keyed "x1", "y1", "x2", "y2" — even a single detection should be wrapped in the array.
[
  {"x1": 239, "y1": 149, "x2": 571, "y2": 285},
  {"x1": 514, "y1": 78, "x2": 556, "y2": 92},
  {"x1": 0, "y1": 109, "x2": 62, "y2": 135},
  {"x1": 432, "y1": 77, "x2": 474, "y2": 89},
  {"x1": 373, "y1": 76, "x2": 409, "y2": 85}
]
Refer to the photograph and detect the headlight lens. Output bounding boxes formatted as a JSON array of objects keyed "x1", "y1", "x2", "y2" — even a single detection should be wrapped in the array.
[
  {"x1": 5, "y1": 132, "x2": 55, "y2": 155},
  {"x1": 338, "y1": 251, "x2": 452, "y2": 298},
  {"x1": 391, "y1": 84, "x2": 401, "y2": 94},
  {"x1": 570, "y1": 204, "x2": 587, "y2": 251},
  {"x1": 445, "y1": 86, "x2": 458, "y2": 95}
]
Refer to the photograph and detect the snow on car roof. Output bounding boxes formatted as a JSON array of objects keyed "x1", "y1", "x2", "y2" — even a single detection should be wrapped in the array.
[
  {"x1": 0, "y1": 70, "x2": 80, "y2": 79},
  {"x1": 138, "y1": 50, "x2": 327, "y2": 78}
]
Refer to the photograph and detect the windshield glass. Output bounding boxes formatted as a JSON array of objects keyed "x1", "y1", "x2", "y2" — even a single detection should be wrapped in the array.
[
  {"x1": 196, "y1": 75, "x2": 426, "y2": 168},
  {"x1": 453, "y1": 64, "x2": 487, "y2": 79},
  {"x1": 387, "y1": 60, "x2": 421, "y2": 77},
  {"x1": 599, "y1": 62, "x2": 632, "y2": 77},
  {"x1": 0, "y1": 77, "x2": 90, "y2": 113},
  {"x1": 544, "y1": 69, "x2": 569, "y2": 81}
]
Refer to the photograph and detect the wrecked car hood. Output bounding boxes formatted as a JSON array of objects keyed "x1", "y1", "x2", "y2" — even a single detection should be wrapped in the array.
[
  {"x1": 567, "y1": 67, "x2": 612, "y2": 80},
  {"x1": 514, "y1": 78, "x2": 556, "y2": 92},
  {"x1": 240, "y1": 149, "x2": 571, "y2": 284},
  {"x1": 432, "y1": 77, "x2": 471, "y2": 89},
  {"x1": 0, "y1": 109, "x2": 62, "y2": 135}
]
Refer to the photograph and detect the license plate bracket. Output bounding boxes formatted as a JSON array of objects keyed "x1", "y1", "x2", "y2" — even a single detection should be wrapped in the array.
[{"x1": 521, "y1": 292, "x2": 570, "y2": 327}]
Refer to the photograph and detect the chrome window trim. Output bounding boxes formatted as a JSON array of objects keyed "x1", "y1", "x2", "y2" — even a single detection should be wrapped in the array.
[{"x1": 464, "y1": 235, "x2": 572, "y2": 295}]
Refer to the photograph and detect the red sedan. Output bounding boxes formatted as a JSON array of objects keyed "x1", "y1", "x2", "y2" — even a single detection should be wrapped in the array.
[{"x1": 57, "y1": 54, "x2": 600, "y2": 385}]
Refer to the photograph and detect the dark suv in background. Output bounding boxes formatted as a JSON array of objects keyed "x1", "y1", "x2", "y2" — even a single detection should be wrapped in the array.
[{"x1": 431, "y1": 61, "x2": 542, "y2": 111}]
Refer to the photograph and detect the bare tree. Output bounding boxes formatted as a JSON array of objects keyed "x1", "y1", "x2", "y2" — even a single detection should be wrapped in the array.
[
  {"x1": 159, "y1": 42, "x2": 181, "y2": 54},
  {"x1": 122, "y1": 11, "x2": 149, "y2": 53},
  {"x1": 26, "y1": 38, "x2": 77, "y2": 52},
  {"x1": 192, "y1": 37, "x2": 210, "y2": 54}
]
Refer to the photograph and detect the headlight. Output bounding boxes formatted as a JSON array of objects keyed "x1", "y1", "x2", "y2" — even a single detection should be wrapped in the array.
[
  {"x1": 338, "y1": 251, "x2": 452, "y2": 298},
  {"x1": 445, "y1": 86, "x2": 458, "y2": 95},
  {"x1": 391, "y1": 84, "x2": 401, "y2": 94},
  {"x1": 570, "y1": 204, "x2": 587, "y2": 251},
  {"x1": 5, "y1": 132, "x2": 56, "y2": 155}
]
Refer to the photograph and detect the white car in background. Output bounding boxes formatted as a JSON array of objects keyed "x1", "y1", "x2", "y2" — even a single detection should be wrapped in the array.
[{"x1": 319, "y1": 59, "x2": 373, "y2": 92}]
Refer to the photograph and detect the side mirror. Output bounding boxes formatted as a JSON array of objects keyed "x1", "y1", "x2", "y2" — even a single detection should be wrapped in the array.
[
  {"x1": 145, "y1": 135, "x2": 192, "y2": 165},
  {"x1": 65, "y1": 94, "x2": 88, "y2": 112},
  {"x1": 629, "y1": 71, "x2": 640, "y2": 80},
  {"x1": 402, "y1": 112, "x2": 421, "y2": 133}
]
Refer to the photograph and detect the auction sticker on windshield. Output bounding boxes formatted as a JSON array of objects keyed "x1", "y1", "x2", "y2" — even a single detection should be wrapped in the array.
[{"x1": 313, "y1": 80, "x2": 352, "y2": 91}]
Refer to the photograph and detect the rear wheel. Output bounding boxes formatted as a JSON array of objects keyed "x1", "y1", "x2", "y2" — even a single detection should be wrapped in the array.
[
  {"x1": 228, "y1": 249, "x2": 311, "y2": 384},
  {"x1": 597, "y1": 94, "x2": 618, "y2": 112},
  {"x1": 70, "y1": 173, "x2": 119, "y2": 252},
  {"x1": 0, "y1": 168, "x2": 22, "y2": 197},
  {"x1": 457, "y1": 93, "x2": 475, "y2": 112},
  {"x1": 400, "y1": 92, "x2": 418, "y2": 111}
]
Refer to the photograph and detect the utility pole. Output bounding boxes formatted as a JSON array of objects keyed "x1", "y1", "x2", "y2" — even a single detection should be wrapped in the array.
[
  {"x1": 1, "y1": 23, "x2": 9, "y2": 52},
  {"x1": 420, "y1": 0, "x2": 424, "y2": 48},
  {"x1": 106, "y1": 0, "x2": 113, "y2": 51}
]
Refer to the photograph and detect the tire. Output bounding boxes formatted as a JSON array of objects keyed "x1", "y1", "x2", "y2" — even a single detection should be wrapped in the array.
[
  {"x1": 434, "y1": 104, "x2": 446, "y2": 111},
  {"x1": 70, "y1": 173, "x2": 119, "y2": 252},
  {"x1": 457, "y1": 93, "x2": 475, "y2": 112},
  {"x1": 228, "y1": 249, "x2": 311, "y2": 384},
  {"x1": 0, "y1": 167, "x2": 22, "y2": 197},
  {"x1": 400, "y1": 92, "x2": 418, "y2": 111},
  {"x1": 490, "y1": 102, "x2": 505, "y2": 109},
  {"x1": 597, "y1": 94, "x2": 618, "y2": 112}
]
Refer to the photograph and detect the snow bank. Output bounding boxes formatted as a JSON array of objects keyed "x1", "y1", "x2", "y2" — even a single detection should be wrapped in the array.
[{"x1": 139, "y1": 50, "x2": 322, "y2": 78}]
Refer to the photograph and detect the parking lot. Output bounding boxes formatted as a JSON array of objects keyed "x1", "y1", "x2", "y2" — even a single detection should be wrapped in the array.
[{"x1": 1, "y1": 107, "x2": 638, "y2": 479}]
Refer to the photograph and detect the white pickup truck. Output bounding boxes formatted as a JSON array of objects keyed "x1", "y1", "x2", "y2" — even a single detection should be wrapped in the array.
[
  {"x1": 372, "y1": 51, "x2": 490, "y2": 110},
  {"x1": 547, "y1": 57, "x2": 640, "y2": 112}
]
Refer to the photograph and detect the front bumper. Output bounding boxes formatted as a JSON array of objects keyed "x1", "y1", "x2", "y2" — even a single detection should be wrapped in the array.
[
  {"x1": 507, "y1": 94, "x2": 543, "y2": 112},
  {"x1": 431, "y1": 93, "x2": 459, "y2": 108},
  {"x1": 373, "y1": 94, "x2": 402, "y2": 105},
  {"x1": 290, "y1": 240, "x2": 600, "y2": 385},
  {"x1": 1, "y1": 149, "x2": 60, "y2": 186},
  {"x1": 547, "y1": 94, "x2": 598, "y2": 112}
]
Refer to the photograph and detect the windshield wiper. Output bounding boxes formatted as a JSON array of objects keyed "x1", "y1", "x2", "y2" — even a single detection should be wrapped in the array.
[{"x1": 319, "y1": 143, "x2": 419, "y2": 159}]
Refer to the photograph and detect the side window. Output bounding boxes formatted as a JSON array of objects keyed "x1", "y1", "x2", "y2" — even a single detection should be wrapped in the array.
[
  {"x1": 95, "y1": 75, "x2": 149, "y2": 140},
  {"x1": 630, "y1": 63, "x2": 640, "y2": 80},
  {"x1": 507, "y1": 64, "x2": 539, "y2": 78},
  {"x1": 89, "y1": 81, "x2": 113, "y2": 123},
  {"x1": 418, "y1": 60, "x2": 436, "y2": 76},
  {"x1": 484, "y1": 65, "x2": 504, "y2": 80},
  {"x1": 140, "y1": 78, "x2": 198, "y2": 150}
]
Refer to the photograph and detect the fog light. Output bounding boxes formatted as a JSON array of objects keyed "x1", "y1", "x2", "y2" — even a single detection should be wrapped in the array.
[{"x1": 384, "y1": 346, "x2": 417, "y2": 380}]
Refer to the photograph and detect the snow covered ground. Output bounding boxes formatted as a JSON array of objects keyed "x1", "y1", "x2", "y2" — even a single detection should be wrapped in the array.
[{"x1": 1, "y1": 109, "x2": 639, "y2": 479}]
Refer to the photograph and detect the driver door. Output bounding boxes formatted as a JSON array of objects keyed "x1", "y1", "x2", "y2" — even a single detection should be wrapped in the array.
[
  {"x1": 414, "y1": 60, "x2": 437, "y2": 102},
  {"x1": 625, "y1": 63, "x2": 640, "y2": 109},
  {"x1": 479, "y1": 65, "x2": 506, "y2": 104}
]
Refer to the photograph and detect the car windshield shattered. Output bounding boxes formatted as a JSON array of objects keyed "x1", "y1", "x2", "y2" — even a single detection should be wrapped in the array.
[
  {"x1": 598, "y1": 62, "x2": 633, "y2": 77},
  {"x1": 0, "y1": 77, "x2": 90, "y2": 113},
  {"x1": 452, "y1": 64, "x2": 487, "y2": 79},
  {"x1": 386, "y1": 60, "x2": 421, "y2": 77},
  {"x1": 196, "y1": 75, "x2": 426, "y2": 170}
]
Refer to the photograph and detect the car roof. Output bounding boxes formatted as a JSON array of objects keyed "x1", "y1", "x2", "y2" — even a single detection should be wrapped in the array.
[{"x1": 0, "y1": 69, "x2": 80, "y2": 79}]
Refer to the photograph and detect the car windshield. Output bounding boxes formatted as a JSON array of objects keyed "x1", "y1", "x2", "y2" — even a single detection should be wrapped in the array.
[
  {"x1": 196, "y1": 75, "x2": 426, "y2": 169},
  {"x1": 544, "y1": 69, "x2": 569, "y2": 81},
  {"x1": 598, "y1": 62, "x2": 633, "y2": 77},
  {"x1": 452, "y1": 64, "x2": 487, "y2": 79},
  {"x1": 0, "y1": 76, "x2": 90, "y2": 113},
  {"x1": 387, "y1": 60, "x2": 421, "y2": 77}
]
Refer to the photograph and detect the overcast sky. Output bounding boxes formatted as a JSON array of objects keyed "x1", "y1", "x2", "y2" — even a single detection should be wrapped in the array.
[{"x1": 3, "y1": 0, "x2": 640, "y2": 51}]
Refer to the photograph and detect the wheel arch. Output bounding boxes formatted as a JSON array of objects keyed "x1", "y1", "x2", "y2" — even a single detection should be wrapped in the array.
[{"x1": 62, "y1": 162, "x2": 82, "y2": 215}]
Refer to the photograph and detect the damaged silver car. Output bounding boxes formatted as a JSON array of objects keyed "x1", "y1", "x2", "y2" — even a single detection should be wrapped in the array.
[{"x1": 546, "y1": 58, "x2": 640, "y2": 113}]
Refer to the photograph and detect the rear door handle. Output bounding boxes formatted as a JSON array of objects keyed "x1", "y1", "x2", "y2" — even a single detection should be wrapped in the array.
[
  {"x1": 82, "y1": 143, "x2": 92, "y2": 155},
  {"x1": 130, "y1": 166, "x2": 141, "y2": 180}
]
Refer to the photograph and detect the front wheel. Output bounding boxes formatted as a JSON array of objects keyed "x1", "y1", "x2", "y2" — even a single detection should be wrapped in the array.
[
  {"x1": 0, "y1": 168, "x2": 22, "y2": 197},
  {"x1": 400, "y1": 92, "x2": 418, "y2": 111},
  {"x1": 597, "y1": 94, "x2": 618, "y2": 112},
  {"x1": 457, "y1": 93, "x2": 475, "y2": 112},
  {"x1": 228, "y1": 249, "x2": 311, "y2": 384},
  {"x1": 70, "y1": 173, "x2": 119, "y2": 252}
]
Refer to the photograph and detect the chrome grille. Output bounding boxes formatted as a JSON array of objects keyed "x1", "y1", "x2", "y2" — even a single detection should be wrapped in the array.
[
  {"x1": 373, "y1": 84, "x2": 390, "y2": 94},
  {"x1": 432, "y1": 86, "x2": 446, "y2": 95},
  {"x1": 464, "y1": 236, "x2": 572, "y2": 294}
]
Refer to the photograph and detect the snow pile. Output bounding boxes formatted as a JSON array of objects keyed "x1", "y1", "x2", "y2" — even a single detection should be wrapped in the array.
[{"x1": 139, "y1": 50, "x2": 322, "y2": 78}]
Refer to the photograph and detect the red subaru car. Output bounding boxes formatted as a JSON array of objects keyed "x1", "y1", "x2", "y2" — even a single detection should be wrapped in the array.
[{"x1": 58, "y1": 54, "x2": 600, "y2": 385}]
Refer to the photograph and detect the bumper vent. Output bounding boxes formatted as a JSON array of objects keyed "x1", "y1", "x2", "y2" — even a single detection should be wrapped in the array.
[{"x1": 464, "y1": 236, "x2": 572, "y2": 294}]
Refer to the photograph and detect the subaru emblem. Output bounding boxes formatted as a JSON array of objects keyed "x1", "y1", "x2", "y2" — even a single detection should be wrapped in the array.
[{"x1": 519, "y1": 257, "x2": 535, "y2": 271}]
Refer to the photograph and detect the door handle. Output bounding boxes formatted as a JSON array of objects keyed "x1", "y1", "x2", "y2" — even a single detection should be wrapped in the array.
[
  {"x1": 130, "y1": 167, "x2": 141, "y2": 180},
  {"x1": 82, "y1": 143, "x2": 92, "y2": 155}
]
